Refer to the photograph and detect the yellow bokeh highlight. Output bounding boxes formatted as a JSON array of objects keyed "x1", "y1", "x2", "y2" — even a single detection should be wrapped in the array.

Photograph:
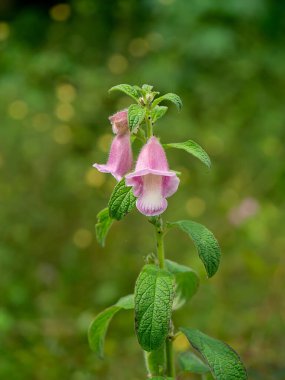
[
  {"x1": 73, "y1": 228, "x2": 92, "y2": 249},
  {"x1": 186, "y1": 197, "x2": 206, "y2": 217},
  {"x1": 32, "y1": 113, "x2": 51, "y2": 132},
  {"x1": 108, "y1": 54, "x2": 128, "y2": 75},
  {"x1": 85, "y1": 168, "x2": 105, "y2": 188},
  {"x1": 50, "y1": 3, "x2": 71, "y2": 22},
  {"x1": 97, "y1": 133, "x2": 112, "y2": 153},
  {"x1": 129, "y1": 38, "x2": 149, "y2": 57},
  {"x1": 56, "y1": 83, "x2": 76, "y2": 103},
  {"x1": 55, "y1": 103, "x2": 74, "y2": 121},
  {"x1": 52, "y1": 124, "x2": 72, "y2": 144},
  {"x1": 0, "y1": 22, "x2": 10, "y2": 41},
  {"x1": 146, "y1": 32, "x2": 164, "y2": 50},
  {"x1": 8, "y1": 100, "x2": 28, "y2": 120},
  {"x1": 173, "y1": 333, "x2": 190, "y2": 352}
]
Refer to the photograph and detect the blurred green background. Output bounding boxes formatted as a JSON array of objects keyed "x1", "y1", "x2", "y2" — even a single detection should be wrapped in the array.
[{"x1": 0, "y1": 0, "x2": 284, "y2": 379}]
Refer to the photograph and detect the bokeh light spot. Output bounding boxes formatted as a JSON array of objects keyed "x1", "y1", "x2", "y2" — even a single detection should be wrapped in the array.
[
  {"x1": 128, "y1": 38, "x2": 149, "y2": 57},
  {"x1": 52, "y1": 124, "x2": 73, "y2": 144},
  {"x1": 55, "y1": 103, "x2": 75, "y2": 121},
  {"x1": 173, "y1": 333, "x2": 190, "y2": 352},
  {"x1": 56, "y1": 83, "x2": 76, "y2": 103},
  {"x1": 32, "y1": 113, "x2": 51, "y2": 132},
  {"x1": 146, "y1": 32, "x2": 164, "y2": 51},
  {"x1": 85, "y1": 168, "x2": 105, "y2": 188},
  {"x1": 186, "y1": 197, "x2": 206, "y2": 217},
  {"x1": 50, "y1": 3, "x2": 71, "y2": 22},
  {"x1": 0, "y1": 22, "x2": 10, "y2": 41},
  {"x1": 107, "y1": 54, "x2": 128, "y2": 75},
  {"x1": 73, "y1": 228, "x2": 93, "y2": 249},
  {"x1": 97, "y1": 134, "x2": 112, "y2": 153},
  {"x1": 8, "y1": 100, "x2": 28, "y2": 120}
]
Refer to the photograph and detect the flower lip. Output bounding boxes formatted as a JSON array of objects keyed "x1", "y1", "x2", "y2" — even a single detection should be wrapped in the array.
[{"x1": 125, "y1": 168, "x2": 177, "y2": 179}]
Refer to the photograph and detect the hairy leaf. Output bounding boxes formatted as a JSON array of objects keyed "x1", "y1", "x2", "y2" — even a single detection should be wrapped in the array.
[
  {"x1": 168, "y1": 220, "x2": 221, "y2": 277},
  {"x1": 128, "y1": 104, "x2": 146, "y2": 132},
  {"x1": 135, "y1": 264, "x2": 174, "y2": 351},
  {"x1": 95, "y1": 208, "x2": 113, "y2": 247},
  {"x1": 153, "y1": 93, "x2": 182, "y2": 110},
  {"x1": 88, "y1": 294, "x2": 134, "y2": 358},
  {"x1": 108, "y1": 179, "x2": 136, "y2": 220},
  {"x1": 178, "y1": 351, "x2": 210, "y2": 374},
  {"x1": 165, "y1": 140, "x2": 211, "y2": 168},
  {"x1": 109, "y1": 84, "x2": 139, "y2": 101},
  {"x1": 180, "y1": 328, "x2": 248, "y2": 380},
  {"x1": 151, "y1": 105, "x2": 168, "y2": 123},
  {"x1": 165, "y1": 260, "x2": 199, "y2": 310}
]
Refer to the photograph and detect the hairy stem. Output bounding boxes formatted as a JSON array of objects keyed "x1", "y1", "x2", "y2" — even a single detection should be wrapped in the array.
[
  {"x1": 145, "y1": 107, "x2": 153, "y2": 138},
  {"x1": 166, "y1": 336, "x2": 175, "y2": 378},
  {"x1": 154, "y1": 216, "x2": 176, "y2": 378}
]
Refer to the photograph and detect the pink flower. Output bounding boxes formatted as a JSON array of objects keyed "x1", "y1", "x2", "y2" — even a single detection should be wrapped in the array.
[
  {"x1": 93, "y1": 110, "x2": 132, "y2": 181},
  {"x1": 109, "y1": 109, "x2": 128, "y2": 135},
  {"x1": 126, "y1": 137, "x2": 179, "y2": 216}
]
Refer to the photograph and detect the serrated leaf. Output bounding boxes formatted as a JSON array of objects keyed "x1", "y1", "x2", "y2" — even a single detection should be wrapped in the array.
[
  {"x1": 108, "y1": 179, "x2": 136, "y2": 220},
  {"x1": 135, "y1": 264, "x2": 174, "y2": 351},
  {"x1": 109, "y1": 84, "x2": 139, "y2": 101},
  {"x1": 95, "y1": 208, "x2": 114, "y2": 247},
  {"x1": 151, "y1": 105, "x2": 168, "y2": 123},
  {"x1": 168, "y1": 220, "x2": 221, "y2": 278},
  {"x1": 128, "y1": 104, "x2": 146, "y2": 132},
  {"x1": 180, "y1": 328, "x2": 248, "y2": 380},
  {"x1": 165, "y1": 260, "x2": 199, "y2": 310},
  {"x1": 152, "y1": 93, "x2": 182, "y2": 110},
  {"x1": 164, "y1": 140, "x2": 211, "y2": 168},
  {"x1": 178, "y1": 351, "x2": 210, "y2": 374},
  {"x1": 88, "y1": 294, "x2": 134, "y2": 358}
]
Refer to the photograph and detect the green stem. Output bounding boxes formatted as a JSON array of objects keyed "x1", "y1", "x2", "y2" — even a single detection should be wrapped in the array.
[
  {"x1": 145, "y1": 108, "x2": 153, "y2": 138},
  {"x1": 155, "y1": 216, "x2": 165, "y2": 269},
  {"x1": 154, "y1": 216, "x2": 176, "y2": 378},
  {"x1": 166, "y1": 336, "x2": 175, "y2": 378}
]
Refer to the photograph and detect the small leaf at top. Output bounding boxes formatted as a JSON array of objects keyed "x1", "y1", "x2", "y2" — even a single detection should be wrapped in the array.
[
  {"x1": 109, "y1": 84, "x2": 140, "y2": 101},
  {"x1": 152, "y1": 93, "x2": 182, "y2": 110},
  {"x1": 165, "y1": 259, "x2": 199, "y2": 310},
  {"x1": 95, "y1": 208, "x2": 114, "y2": 247},
  {"x1": 180, "y1": 328, "x2": 248, "y2": 380},
  {"x1": 167, "y1": 220, "x2": 221, "y2": 278},
  {"x1": 135, "y1": 264, "x2": 174, "y2": 351},
  {"x1": 151, "y1": 105, "x2": 168, "y2": 124},
  {"x1": 128, "y1": 104, "x2": 146, "y2": 132},
  {"x1": 108, "y1": 179, "x2": 136, "y2": 220},
  {"x1": 178, "y1": 351, "x2": 210, "y2": 374},
  {"x1": 88, "y1": 294, "x2": 134, "y2": 358},
  {"x1": 164, "y1": 140, "x2": 211, "y2": 168}
]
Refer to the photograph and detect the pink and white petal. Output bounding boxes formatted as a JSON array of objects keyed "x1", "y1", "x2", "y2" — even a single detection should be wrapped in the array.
[
  {"x1": 136, "y1": 197, "x2": 167, "y2": 216},
  {"x1": 162, "y1": 175, "x2": 180, "y2": 198}
]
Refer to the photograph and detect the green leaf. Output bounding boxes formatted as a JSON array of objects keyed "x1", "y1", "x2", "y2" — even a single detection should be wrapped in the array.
[
  {"x1": 108, "y1": 179, "x2": 136, "y2": 220},
  {"x1": 135, "y1": 264, "x2": 174, "y2": 351},
  {"x1": 165, "y1": 260, "x2": 199, "y2": 310},
  {"x1": 128, "y1": 104, "x2": 146, "y2": 132},
  {"x1": 95, "y1": 208, "x2": 114, "y2": 247},
  {"x1": 151, "y1": 105, "x2": 168, "y2": 123},
  {"x1": 180, "y1": 328, "x2": 248, "y2": 380},
  {"x1": 152, "y1": 93, "x2": 182, "y2": 110},
  {"x1": 149, "y1": 378, "x2": 174, "y2": 380},
  {"x1": 168, "y1": 220, "x2": 221, "y2": 278},
  {"x1": 109, "y1": 84, "x2": 139, "y2": 101},
  {"x1": 178, "y1": 351, "x2": 210, "y2": 374},
  {"x1": 164, "y1": 140, "x2": 211, "y2": 168},
  {"x1": 88, "y1": 294, "x2": 134, "y2": 358}
]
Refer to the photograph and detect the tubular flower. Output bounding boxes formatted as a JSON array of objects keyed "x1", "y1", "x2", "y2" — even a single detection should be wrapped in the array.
[
  {"x1": 93, "y1": 110, "x2": 132, "y2": 181},
  {"x1": 126, "y1": 136, "x2": 180, "y2": 216}
]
